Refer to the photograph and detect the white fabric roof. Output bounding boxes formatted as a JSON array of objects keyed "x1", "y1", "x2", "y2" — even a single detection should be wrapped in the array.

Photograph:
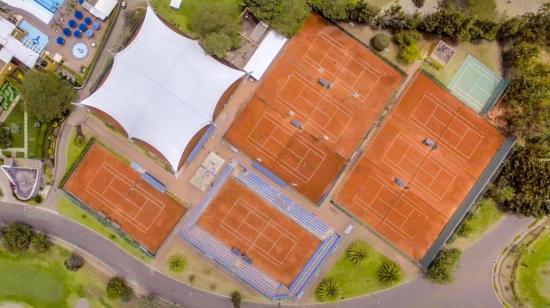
[
  {"x1": 169, "y1": 0, "x2": 182, "y2": 9},
  {"x1": 0, "y1": 18, "x2": 39, "y2": 68},
  {"x1": 244, "y1": 30, "x2": 287, "y2": 80},
  {"x1": 81, "y1": 7, "x2": 243, "y2": 172}
]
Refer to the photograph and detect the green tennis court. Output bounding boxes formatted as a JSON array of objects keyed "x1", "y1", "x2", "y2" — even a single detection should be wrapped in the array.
[{"x1": 448, "y1": 55, "x2": 507, "y2": 113}]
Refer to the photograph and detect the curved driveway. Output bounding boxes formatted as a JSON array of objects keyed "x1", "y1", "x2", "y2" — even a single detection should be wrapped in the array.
[{"x1": 0, "y1": 200, "x2": 532, "y2": 308}]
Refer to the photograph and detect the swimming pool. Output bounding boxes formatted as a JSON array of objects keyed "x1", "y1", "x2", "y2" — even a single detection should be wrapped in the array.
[
  {"x1": 19, "y1": 21, "x2": 50, "y2": 54},
  {"x1": 33, "y1": 0, "x2": 65, "y2": 14}
]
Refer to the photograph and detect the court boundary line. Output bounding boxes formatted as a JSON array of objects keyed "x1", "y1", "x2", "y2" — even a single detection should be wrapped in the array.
[{"x1": 84, "y1": 162, "x2": 164, "y2": 233}]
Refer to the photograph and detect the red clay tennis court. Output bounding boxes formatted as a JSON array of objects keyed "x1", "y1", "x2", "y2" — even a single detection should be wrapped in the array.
[
  {"x1": 225, "y1": 14, "x2": 402, "y2": 203},
  {"x1": 334, "y1": 73, "x2": 505, "y2": 260},
  {"x1": 64, "y1": 143, "x2": 186, "y2": 253},
  {"x1": 197, "y1": 178, "x2": 320, "y2": 286}
]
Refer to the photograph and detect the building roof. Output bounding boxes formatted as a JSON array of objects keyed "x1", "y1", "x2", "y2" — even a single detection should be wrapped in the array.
[
  {"x1": 244, "y1": 30, "x2": 287, "y2": 80},
  {"x1": 83, "y1": 0, "x2": 118, "y2": 20},
  {"x1": 80, "y1": 7, "x2": 244, "y2": 172},
  {"x1": 0, "y1": 18, "x2": 40, "y2": 68}
]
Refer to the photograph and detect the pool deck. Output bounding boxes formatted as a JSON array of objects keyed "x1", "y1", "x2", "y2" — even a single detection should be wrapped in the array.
[{"x1": 5, "y1": 4, "x2": 109, "y2": 73}]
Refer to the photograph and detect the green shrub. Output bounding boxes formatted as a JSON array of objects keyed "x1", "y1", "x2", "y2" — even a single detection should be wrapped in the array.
[
  {"x1": 168, "y1": 254, "x2": 187, "y2": 273},
  {"x1": 345, "y1": 240, "x2": 370, "y2": 266},
  {"x1": 34, "y1": 194, "x2": 43, "y2": 203},
  {"x1": 412, "y1": 0, "x2": 425, "y2": 8},
  {"x1": 427, "y1": 248, "x2": 462, "y2": 284},
  {"x1": 393, "y1": 31, "x2": 422, "y2": 64},
  {"x1": 349, "y1": 1, "x2": 379, "y2": 24},
  {"x1": 31, "y1": 233, "x2": 52, "y2": 253},
  {"x1": 307, "y1": 0, "x2": 354, "y2": 21},
  {"x1": 188, "y1": 274, "x2": 195, "y2": 284},
  {"x1": 372, "y1": 33, "x2": 391, "y2": 51},
  {"x1": 315, "y1": 277, "x2": 343, "y2": 302},
  {"x1": 64, "y1": 252, "x2": 85, "y2": 271},
  {"x1": 1, "y1": 222, "x2": 34, "y2": 253},
  {"x1": 106, "y1": 277, "x2": 134, "y2": 302},
  {"x1": 230, "y1": 291, "x2": 242, "y2": 308},
  {"x1": 377, "y1": 261, "x2": 402, "y2": 285},
  {"x1": 245, "y1": 0, "x2": 310, "y2": 37}
]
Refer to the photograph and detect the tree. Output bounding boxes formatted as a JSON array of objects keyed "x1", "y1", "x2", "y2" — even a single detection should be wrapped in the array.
[
  {"x1": 421, "y1": 9, "x2": 473, "y2": 42},
  {"x1": 0, "y1": 127, "x2": 12, "y2": 148},
  {"x1": 106, "y1": 277, "x2": 134, "y2": 302},
  {"x1": 497, "y1": 16, "x2": 525, "y2": 42},
  {"x1": 31, "y1": 233, "x2": 52, "y2": 253},
  {"x1": 345, "y1": 240, "x2": 370, "y2": 266},
  {"x1": 393, "y1": 31, "x2": 422, "y2": 64},
  {"x1": 307, "y1": 0, "x2": 354, "y2": 21},
  {"x1": 230, "y1": 291, "x2": 242, "y2": 308},
  {"x1": 373, "y1": 4, "x2": 422, "y2": 32},
  {"x1": 494, "y1": 139, "x2": 550, "y2": 217},
  {"x1": 1, "y1": 222, "x2": 34, "y2": 253},
  {"x1": 349, "y1": 1, "x2": 380, "y2": 25},
  {"x1": 315, "y1": 277, "x2": 343, "y2": 302},
  {"x1": 168, "y1": 254, "x2": 186, "y2": 273},
  {"x1": 64, "y1": 252, "x2": 85, "y2": 271},
  {"x1": 245, "y1": 0, "x2": 310, "y2": 37},
  {"x1": 201, "y1": 32, "x2": 237, "y2": 58},
  {"x1": 427, "y1": 248, "x2": 462, "y2": 284},
  {"x1": 21, "y1": 71, "x2": 77, "y2": 122},
  {"x1": 189, "y1": 1, "x2": 242, "y2": 57},
  {"x1": 371, "y1": 33, "x2": 390, "y2": 51},
  {"x1": 138, "y1": 294, "x2": 169, "y2": 308},
  {"x1": 501, "y1": 43, "x2": 550, "y2": 138},
  {"x1": 469, "y1": 19, "x2": 499, "y2": 41},
  {"x1": 377, "y1": 261, "x2": 402, "y2": 285}
]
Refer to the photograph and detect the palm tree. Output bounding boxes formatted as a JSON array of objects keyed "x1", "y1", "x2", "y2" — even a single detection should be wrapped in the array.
[
  {"x1": 315, "y1": 277, "x2": 343, "y2": 302},
  {"x1": 345, "y1": 240, "x2": 370, "y2": 266},
  {"x1": 377, "y1": 261, "x2": 402, "y2": 285}
]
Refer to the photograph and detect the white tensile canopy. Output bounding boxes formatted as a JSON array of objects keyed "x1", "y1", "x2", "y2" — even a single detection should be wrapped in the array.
[
  {"x1": 244, "y1": 30, "x2": 287, "y2": 80},
  {"x1": 80, "y1": 7, "x2": 244, "y2": 172}
]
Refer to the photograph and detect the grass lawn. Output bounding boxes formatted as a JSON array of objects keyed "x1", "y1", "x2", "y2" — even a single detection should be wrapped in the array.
[
  {"x1": 26, "y1": 116, "x2": 48, "y2": 159},
  {"x1": 516, "y1": 230, "x2": 550, "y2": 307},
  {"x1": 421, "y1": 39, "x2": 502, "y2": 86},
  {"x1": 316, "y1": 243, "x2": 406, "y2": 301},
  {"x1": 57, "y1": 195, "x2": 153, "y2": 263},
  {"x1": 2, "y1": 101, "x2": 25, "y2": 148},
  {"x1": 468, "y1": 0, "x2": 497, "y2": 21},
  {"x1": 0, "y1": 245, "x2": 132, "y2": 308},
  {"x1": 450, "y1": 198, "x2": 503, "y2": 249},
  {"x1": 66, "y1": 130, "x2": 88, "y2": 171},
  {"x1": 149, "y1": 0, "x2": 242, "y2": 37}
]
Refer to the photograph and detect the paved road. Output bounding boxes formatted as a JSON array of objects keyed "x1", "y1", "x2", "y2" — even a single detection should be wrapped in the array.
[
  {"x1": 299, "y1": 215, "x2": 532, "y2": 308},
  {"x1": 0, "y1": 200, "x2": 532, "y2": 308},
  {"x1": 0, "y1": 202, "x2": 234, "y2": 308}
]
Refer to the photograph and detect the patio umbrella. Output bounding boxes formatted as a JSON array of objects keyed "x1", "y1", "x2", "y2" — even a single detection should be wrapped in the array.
[
  {"x1": 79, "y1": 23, "x2": 87, "y2": 31},
  {"x1": 56, "y1": 37, "x2": 65, "y2": 45},
  {"x1": 79, "y1": 0, "x2": 84, "y2": 4},
  {"x1": 68, "y1": 19, "x2": 77, "y2": 28},
  {"x1": 84, "y1": 17, "x2": 92, "y2": 25},
  {"x1": 74, "y1": 30, "x2": 82, "y2": 38},
  {"x1": 92, "y1": 21, "x2": 100, "y2": 30},
  {"x1": 85, "y1": 29, "x2": 94, "y2": 38},
  {"x1": 74, "y1": 10, "x2": 83, "y2": 20},
  {"x1": 63, "y1": 28, "x2": 72, "y2": 37}
]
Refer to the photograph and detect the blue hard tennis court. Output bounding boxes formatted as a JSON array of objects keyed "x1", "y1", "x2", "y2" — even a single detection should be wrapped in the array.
[{"x1": 448, "y1": 55, "x2": 508, "y2": 114}]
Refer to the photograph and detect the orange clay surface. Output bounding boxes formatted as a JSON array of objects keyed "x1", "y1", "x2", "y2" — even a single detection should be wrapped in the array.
[
  {"x1": 64, "y1": 143, "x2": 186, "y2": 253},
  {"x1": 334, "y1": 74, "x2": 505, "y2": 261},
  {"x1": 225, "y1": 14, "x2": 402, "y2": 203},
  {"x1": 197, "y1": 178, "x2": 320, "y2": 286}
]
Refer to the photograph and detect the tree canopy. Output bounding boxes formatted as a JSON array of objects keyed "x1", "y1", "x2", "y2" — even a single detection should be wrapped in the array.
[
  {"x1": 1, "y1": 222, "x2": 34, "y2": 253},
  {"x1": 189, "y1": 1, "x2": 242, "y2": 58},
  {"x1": 21, "y1": 71, "x2": 77, "y2": 123},
  {"x1": 0, "y1": 127, "x2": 12, "y2": 148},
  {"x1": 245, "y1": 0, "x2": 310, "y2": 37},
  {"x1": 494, "y1": 139, "x2": 550, "y2": 217},
  {"x1": 106, "y1": 277, "x2": 134, "y2": 302}
]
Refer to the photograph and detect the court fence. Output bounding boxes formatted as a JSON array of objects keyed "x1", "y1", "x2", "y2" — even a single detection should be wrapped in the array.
[{"x1": 61, "y1": 190, "x2": 155, "y2": 258}]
